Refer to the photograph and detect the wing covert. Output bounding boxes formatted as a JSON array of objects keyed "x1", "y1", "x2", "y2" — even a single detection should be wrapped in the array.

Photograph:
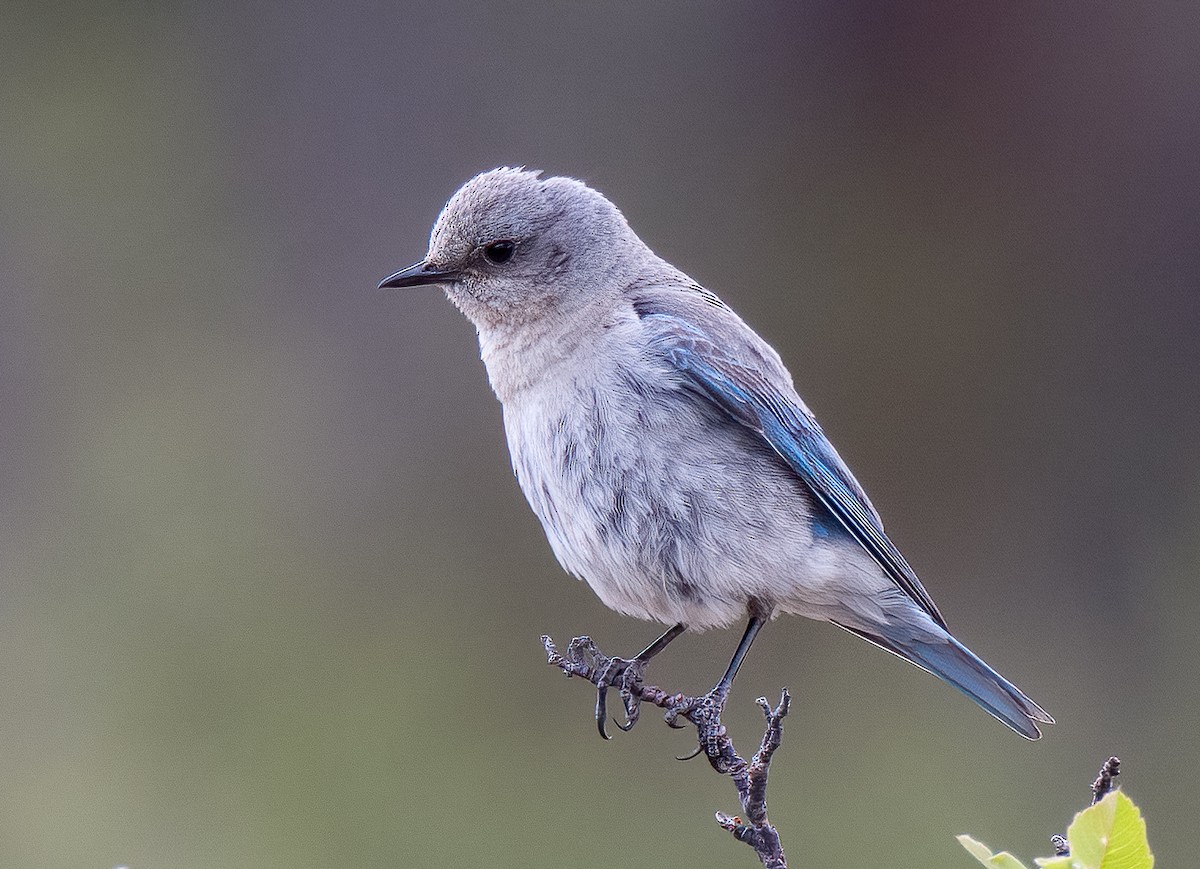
[{"x1": 642, "y1": 310, "x2": 947, "y2": 629}]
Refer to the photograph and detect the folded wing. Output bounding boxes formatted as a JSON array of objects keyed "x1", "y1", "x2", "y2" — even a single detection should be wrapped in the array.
[{"x1": 638, "y1": 293, "x2": 947, "y2": 629}]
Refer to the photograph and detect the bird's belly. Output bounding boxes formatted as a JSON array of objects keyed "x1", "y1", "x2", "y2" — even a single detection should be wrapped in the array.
[{"x1": 503, "y1": 381, "x2": 834, "y2": 629}]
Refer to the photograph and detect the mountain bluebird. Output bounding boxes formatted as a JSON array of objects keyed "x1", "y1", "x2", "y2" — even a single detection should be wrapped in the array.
[{"x1": 380, "y1": 168, "x2": 1053, "y2": 740}]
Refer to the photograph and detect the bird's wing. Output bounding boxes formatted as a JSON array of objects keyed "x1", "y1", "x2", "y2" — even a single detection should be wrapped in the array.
[{"x1": 639, "y1": 297, "x2": 947, "y2": 629}]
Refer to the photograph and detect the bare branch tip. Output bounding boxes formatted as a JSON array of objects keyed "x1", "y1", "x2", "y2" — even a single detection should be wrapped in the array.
[{"x1": 1091, "y1": 756, "x2": 1121, "y2": 804}]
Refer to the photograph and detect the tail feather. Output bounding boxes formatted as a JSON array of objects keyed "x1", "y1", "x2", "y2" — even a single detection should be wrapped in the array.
[{"x1": 835, "y1": 622, "x2": 1054, "y2": 739}]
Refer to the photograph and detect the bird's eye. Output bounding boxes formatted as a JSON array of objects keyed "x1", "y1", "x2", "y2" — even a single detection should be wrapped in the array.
[{"x1": 483, "y1": 240, "x2": 516, "y2": 264}]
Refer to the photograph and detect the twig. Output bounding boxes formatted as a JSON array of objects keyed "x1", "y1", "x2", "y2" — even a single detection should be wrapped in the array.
[
  {"x1": 543, "y1": 634, "x2": 790, "y2": 868},
  {"x1": 1091, "y1": 756, "x2": 1120, "y2": 805},
  {"x1": 715, "y1": 693, "x2": 790, "y2": 869},
  {"x1": 1050, "y1": 756, "x2": 1122, "y2": 856}
]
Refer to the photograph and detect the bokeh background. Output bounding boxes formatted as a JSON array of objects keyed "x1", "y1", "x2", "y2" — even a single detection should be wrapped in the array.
[{"x1": 3, "y1": 3, "x2": 1198, "y2": 866}]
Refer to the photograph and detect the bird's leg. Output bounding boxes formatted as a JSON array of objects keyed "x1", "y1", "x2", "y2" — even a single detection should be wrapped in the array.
[{"x1": 667, "y1": 612, "x2": 766, "y2": 767}]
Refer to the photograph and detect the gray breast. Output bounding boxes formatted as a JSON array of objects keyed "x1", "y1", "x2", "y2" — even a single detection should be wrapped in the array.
[{"x1": 503, "y1": 353, "x2": 811, "y2": 626}]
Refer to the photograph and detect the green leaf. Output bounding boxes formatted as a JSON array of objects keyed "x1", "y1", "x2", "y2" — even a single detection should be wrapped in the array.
[
  {"x1": 1032, "y1": 857, "x2": 1072, "y2": 869},
  {"x1": 963, "y1": 792, "x2": 1152, "y2": 869},
  {"x1": 1031, "y1": 792, "x2": 1153, "y2": 869},
  {"x1": 957, "y1": 834, "x2": 1033, "y2": 869}
]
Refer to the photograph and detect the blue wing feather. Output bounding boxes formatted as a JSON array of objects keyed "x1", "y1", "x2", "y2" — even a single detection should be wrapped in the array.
[{"x1": 644, "y1": 309, "x2": 948, "y2": 629}]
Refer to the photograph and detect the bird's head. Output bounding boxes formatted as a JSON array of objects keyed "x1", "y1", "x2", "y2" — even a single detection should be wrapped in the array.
[{"x1": 379, "y1": 167, "x2": 649, "y2": 328}]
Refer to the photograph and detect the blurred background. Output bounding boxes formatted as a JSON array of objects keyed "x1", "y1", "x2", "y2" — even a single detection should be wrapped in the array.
[{"x1": 2, "y1": 2, "x2": 1198, "y2": 866}]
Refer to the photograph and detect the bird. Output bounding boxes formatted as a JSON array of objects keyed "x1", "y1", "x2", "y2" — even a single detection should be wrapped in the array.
[{"x1": 379, "y1": 167, "x2": 1053, "y2": 740}]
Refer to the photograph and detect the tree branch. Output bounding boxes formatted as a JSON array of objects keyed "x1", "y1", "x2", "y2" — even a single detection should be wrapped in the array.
[{"x1": 543, "y1": 634, "x2": 790, "y2": 868}]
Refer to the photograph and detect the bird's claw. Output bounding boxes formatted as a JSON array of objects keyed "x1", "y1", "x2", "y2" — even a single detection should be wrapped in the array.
[
  {"x1": 664, "y1": 703, "x2": 687, "y2": 729},
  {"x1": 544, "y1": 636, "x2": 649, "y2": 738},
  {"x1": 592, "y1": 654, "x2": 647, "y2": 740},
  {"x1": 595, "y1": 684, "x2": 612, "y2": 740},
  {"x1": 614, "y1": 695, "x2": 640, "y2": 733},
  {"x1": 615, "y1": 678, "x2": 643, "y2": 731},
  {"x1": 663, "y1": 685, "x2": 731, "y2": 766}
]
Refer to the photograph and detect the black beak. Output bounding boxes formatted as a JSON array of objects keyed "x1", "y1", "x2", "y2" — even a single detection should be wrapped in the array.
[{"x1": 377, "y1": 260, "x2": 459, "y2": 289}]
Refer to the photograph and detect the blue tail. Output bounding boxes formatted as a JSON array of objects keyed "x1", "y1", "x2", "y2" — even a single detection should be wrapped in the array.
[{"x1": 836, "y1": 624, "x2": 1054, "y2": 739}]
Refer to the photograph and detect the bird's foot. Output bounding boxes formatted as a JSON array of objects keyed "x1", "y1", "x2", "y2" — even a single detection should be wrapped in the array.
[
  {"x1": 665, "y1": 684, "x2": 735, "y2": 771},
  {"x1": 541, "y1": 635, "x2": 651, "y2": 739},
  {"x1": 596, "y1": 652, "x2": 650, "y2": 739}
]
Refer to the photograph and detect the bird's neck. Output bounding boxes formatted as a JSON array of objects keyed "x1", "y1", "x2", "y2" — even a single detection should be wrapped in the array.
[{"x1": 476, "y1": 300, "x2": 632, "y2": 403}]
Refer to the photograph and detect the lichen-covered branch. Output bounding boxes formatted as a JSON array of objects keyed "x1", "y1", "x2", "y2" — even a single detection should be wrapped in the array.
[{"x1": 543, "y1": 634, "x2": 790, "y2": 868}]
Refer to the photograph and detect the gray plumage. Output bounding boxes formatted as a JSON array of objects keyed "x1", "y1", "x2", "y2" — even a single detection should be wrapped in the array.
[{"x1": 381, "y1": 167, "x2": 1053, "y2": 738}]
